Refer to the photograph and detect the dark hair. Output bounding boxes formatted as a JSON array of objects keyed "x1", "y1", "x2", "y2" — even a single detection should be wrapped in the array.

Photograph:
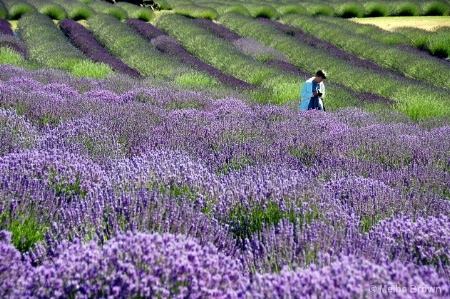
[{"x1": 316, "y1": 70, "x2": 327, "y2": 79}]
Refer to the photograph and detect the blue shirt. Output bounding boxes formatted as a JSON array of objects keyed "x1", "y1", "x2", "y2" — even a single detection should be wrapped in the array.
[{"x1": 299, "y1": 77, "x2": 325, "y2": 111}]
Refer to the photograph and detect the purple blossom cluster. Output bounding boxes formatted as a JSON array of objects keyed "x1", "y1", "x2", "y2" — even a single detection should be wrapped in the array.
[
  {"x1": 0, "y1": 65, "x2": 449, "y2": 296},
  {"x1": 59, "y1": 18, "x2": 141, "y2": 78},
  {"x1": 0, "y1": 18, "x2": 13, "y2": 36}
]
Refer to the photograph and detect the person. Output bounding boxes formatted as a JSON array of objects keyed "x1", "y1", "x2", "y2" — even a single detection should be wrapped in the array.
[{"x1": 299, "y1": 70, "x2": 327, "y2": 111}]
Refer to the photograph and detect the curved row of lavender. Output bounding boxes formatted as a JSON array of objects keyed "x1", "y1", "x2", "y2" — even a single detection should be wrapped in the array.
[
  {"x1": 126, "y1": 18, "x2": 255, "y2": 89},
  {"x1": 0, "y1": 64, "x2": 449, "y2": 297},
  {"x1": 59, "y1": 18, "x2": 141, "y2": 78}
]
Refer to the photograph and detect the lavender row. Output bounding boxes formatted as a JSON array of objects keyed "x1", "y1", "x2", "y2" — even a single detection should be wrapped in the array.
[
  {"x1": 126, "y1": 18, "x2": 255, "y2": 89},
  {"x1": 217, "y1": 12, "x2": 449, "y2": 119},
  {"x1": 281, "y1": 14, "x2": 450, "y2": 90},
  {"x1": 186, "y1": 17, "x2": 393, "y2": 105},
  {"x1": 17, "y1": 13, "x2": 113, "y2": 78},
  {"x1": 59, "y1": 18, "x2": 141, "y2": 78},
  {"x1": 87, "y1": 13, "x2": 220, "y2": 87},
  {"x1": 2, "y1": 230, "x2": 448, "y2": 298}
]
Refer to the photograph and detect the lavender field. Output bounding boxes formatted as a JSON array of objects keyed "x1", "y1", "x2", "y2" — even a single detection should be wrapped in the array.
[{"x1": 0, "y1": 0, "x2": 450, "y2": 298}]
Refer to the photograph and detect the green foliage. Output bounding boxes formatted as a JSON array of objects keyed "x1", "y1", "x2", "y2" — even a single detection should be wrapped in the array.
[
  {"x1": 422, "y1": 1, "x2": 450, "y2": 16},
  {"x1": 228, "y1": 202, "x2": 296, "y2": 242},
  {"x1": 277, "y1": 4, "x2": 306, "y2": 16},
  {"x1": 0, "y1": 2, "x2": 8, "y2": 19},
  {"x1": 245, "y1": 4, "x2": 278, "y2": 19},
  {"x1": 53, "y1": 0, "x2": 93, "y2": 20},
  {"x1": 174, "y1": 72, "x2": 219, "y2": 88},
  {"x1": 8, "y1": 3, "x2": 37, "y2": 20},
  {"x1": 394, "y1": 27, "x2": 429, "y2": 49},
  {"x1": 40, "y1": 4, "x2": 67, "y2": 20},
  {"x1": 116, "y1": 2, "x2": 154, "y2": 21},
  {"x1": 173, "y1": 5, "x2": 218, "y2": 19},
  {"x1": 0, "y1": 47, "x2": 24, "y2": 66},
  {"x1": 71, "y1": 60, "x2": 113, "y2": 79},
  {"x1": 223, "y1": 5, "x2": 251, "y2": 16},
  {"x1": 364, "y1": 2, "x2": 390, "y2": 17},
  {"x1": 88, "y1": 2, "x2": 128, "y2": 20},
  {"x1": 428, "y1": 27, "x2": 450, "y2": 58},
  {"x1": 391, "y1": 2, "x2": 420, "y2": 16},
  {"x1": 336, "y1": 2, "x2": 364, "y2": 18},
  {"x1": 0, "y1": 212, "x2": 46, "y2": 253},
  {"x1": 69, "y1": 6, "x2": 93, "y2": 20},
  {"x1": 156, "y1": 0, "x2": 172, "y2": 11},
  {"x1": 308, "y1": 4, "x2": 335, "y2": 16}
]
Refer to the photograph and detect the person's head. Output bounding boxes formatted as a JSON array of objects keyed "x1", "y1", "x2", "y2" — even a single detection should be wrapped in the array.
[{"x1": 315, "y1": 70, "x2": 327, "y2": 83}]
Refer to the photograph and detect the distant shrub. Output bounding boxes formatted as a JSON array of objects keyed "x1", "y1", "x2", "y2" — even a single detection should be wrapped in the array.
[
  {"x1": 422, "y1": 1, "x2": 450, "y2": 16},
  {"x1": 223, "y1": 5, "x2": 251, "y2": 16},
  {"x1": 308, "y1": 4, "x2": 335, "y2": 16},
  {"x1": 277, "y1": 4, "x2": 306, "y2": 16},
  {"x1": 364, "y1": 2, "x2": 390, "y2": 17},
  {"x1": 250, "y1": 5, "x2": 279, "y2": 19},
  {"x1": 88, "y1": 2, "x2": 128, "y2": 20},
  {"x1": 337, "y1": 3, "x2": 364, "y2": 18},
  {"x1": 40, "y1": 4, "x2": 67, "y2": 20},
  {"x1": 391, "y1": 2, "x2": 420, "y2": 16},
  {"x1": 173, "y1": 5, "x2": 218, "y2": 20},
  {"x1": 68, "y1": 6, "x2": 93, "y2": 20},
  {"x1": 107, "y1": 7, "x2": 128, "y2": 20},
  {"x1": 71, "y1": 60, "x2": 113, "y2": 79},
  {"x1": 116, "y1": 2, "x2": 154, "y2": 21},
  {"x1": 156, "y1": 0, "x2": 171, "y2": 10},
  {"x1": 7, "y1": 3, "x2": 37, "y2": 20}
]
